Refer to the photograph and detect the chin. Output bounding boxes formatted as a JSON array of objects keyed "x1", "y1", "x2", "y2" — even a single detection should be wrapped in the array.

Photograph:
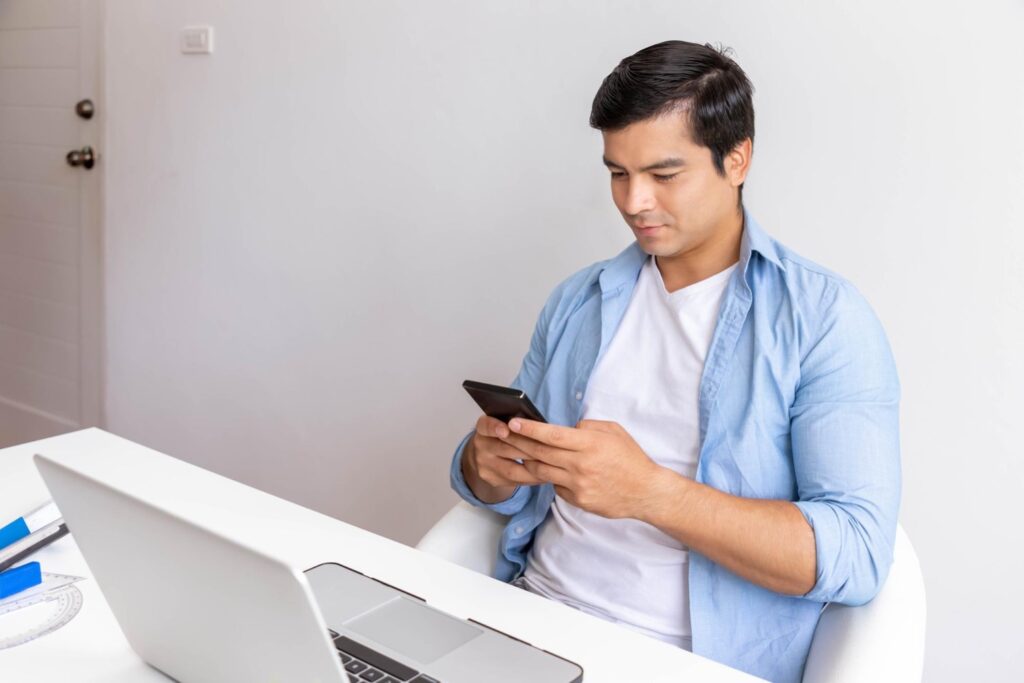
[{"x1": 636, "y1": 235, "x2": 681, "y2": 256}]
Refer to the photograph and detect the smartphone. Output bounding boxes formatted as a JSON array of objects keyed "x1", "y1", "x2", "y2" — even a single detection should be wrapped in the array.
[{"x1": 462, "y1": 380, "x2": 548, "y2": 424}]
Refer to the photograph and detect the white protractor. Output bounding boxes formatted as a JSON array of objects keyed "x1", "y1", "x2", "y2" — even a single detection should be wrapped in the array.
[{"x1": 0, "y1": 571, "x2": 84, "y2": 650}]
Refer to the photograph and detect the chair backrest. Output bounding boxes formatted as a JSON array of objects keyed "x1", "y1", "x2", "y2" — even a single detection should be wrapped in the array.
[
  {"x1": 417, "y1": 504, "x2": 927, "y2": 682},
  {"x1": 416, "y1": 500, "x2": 507, "y2": 577},
  {"x1": 802, "y1": 523, "x2": 926, "y2": 682}
]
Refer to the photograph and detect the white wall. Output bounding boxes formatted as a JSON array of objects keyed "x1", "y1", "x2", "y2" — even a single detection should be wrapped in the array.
[{"x1": 102, "y1": 2, "x2": 1023, "y2": 681}]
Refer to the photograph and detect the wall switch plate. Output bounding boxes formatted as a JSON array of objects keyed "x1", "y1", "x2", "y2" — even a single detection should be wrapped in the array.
[{"x1": 180, "y1": 26, "x2": 214, "y2": 54}]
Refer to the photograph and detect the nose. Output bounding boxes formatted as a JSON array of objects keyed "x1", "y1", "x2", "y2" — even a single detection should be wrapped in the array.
[{"x1": 621, "y1": 177, "x2": 656, "y2": 215}]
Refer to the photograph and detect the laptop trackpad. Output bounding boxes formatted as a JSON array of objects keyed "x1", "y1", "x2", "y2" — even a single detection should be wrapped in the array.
[{"x1": 346, "y1": 597, "x2": 482, "y2": 664}]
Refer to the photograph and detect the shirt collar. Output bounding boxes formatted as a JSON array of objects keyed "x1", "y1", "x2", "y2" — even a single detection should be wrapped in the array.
[
  {"x1": 598, "y1": 207, "x2": 782, "y2": 295},
  {"x1": 739, "y1": 208, "x2": 783, "y2": 272}
]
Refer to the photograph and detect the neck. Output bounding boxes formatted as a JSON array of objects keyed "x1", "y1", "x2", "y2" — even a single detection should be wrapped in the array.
[{"x1": 655, "y1": 209, "x2": 743, "y2": 292}]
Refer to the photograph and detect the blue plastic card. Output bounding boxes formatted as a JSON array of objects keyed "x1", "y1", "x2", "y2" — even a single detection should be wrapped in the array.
[
  {"x1": 0, "y1": 561, "x2": 42, "y2": 600},
  {"x1": 0, "y1": 518, "x2": 30, "y2": 551}
]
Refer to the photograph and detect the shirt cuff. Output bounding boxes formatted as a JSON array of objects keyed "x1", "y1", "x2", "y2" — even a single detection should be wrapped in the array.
[
  {"x1": 449, "y1": 429, "x2": 531, "y2": 515},
  {"x1": 793, "y1": 499, "x2": 885, "y2": 606}
]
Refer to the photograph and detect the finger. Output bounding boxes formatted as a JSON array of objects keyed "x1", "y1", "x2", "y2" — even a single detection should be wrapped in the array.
[
  {"x1": 523, "y1": 459, "x2": 572, "y2": 487},
  {"x1": 476, "y1": 415, "x2": 511, "y2": 439},
  {"x1": 508, "y1": 418, "x2": 586, "y2": 451},
  {"x1": 499, "y1": 431, "x2": 572, "y2": 468},
  {"x1": 480, "y1": 438, "x2": 534, "y2": 463},
  {"x1": 491, "y1": 461, "x2": 544, "y2": 486}
]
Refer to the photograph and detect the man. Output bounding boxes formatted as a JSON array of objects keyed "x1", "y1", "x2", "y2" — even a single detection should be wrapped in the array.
[{"x1": 449, "y1": 40, "x2": 900, "y2": 683}]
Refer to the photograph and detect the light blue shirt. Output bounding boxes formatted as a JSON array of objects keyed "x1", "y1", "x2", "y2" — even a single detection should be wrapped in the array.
[{"x1": 449, "y1": 209, "x2": 901, "y2": 683}]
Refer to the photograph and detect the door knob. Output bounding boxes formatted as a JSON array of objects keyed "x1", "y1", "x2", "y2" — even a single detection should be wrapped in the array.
[
  {"x1": 66, "y1": 146, "x2": 95, "y2": 170},
  {"x1": 75, "y1": 99, "x2": 95, "y2": 120}
]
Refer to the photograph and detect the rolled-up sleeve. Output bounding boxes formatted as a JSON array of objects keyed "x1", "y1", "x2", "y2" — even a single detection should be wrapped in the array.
[
  {"x1": 790, "y1": 280, "x2": 901, "y2": 606},
  {"x1": 448, "y1": 293, "x2": 553, "y2": 517}
]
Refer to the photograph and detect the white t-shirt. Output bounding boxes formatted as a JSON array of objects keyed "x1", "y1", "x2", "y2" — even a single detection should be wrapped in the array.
[{"x1": 521, "y1": 255, "x2": 738, "y2": 650}]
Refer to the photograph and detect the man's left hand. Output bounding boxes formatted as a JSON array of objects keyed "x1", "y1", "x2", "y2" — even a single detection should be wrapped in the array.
[{"x1": 498, "y1": 417, "x2": 667, "y2": 520}]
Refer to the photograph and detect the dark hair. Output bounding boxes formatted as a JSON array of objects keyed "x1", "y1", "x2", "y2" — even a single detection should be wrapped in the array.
[{"x1": 590, "y1": 40, "x2": 755, "y2": 199}]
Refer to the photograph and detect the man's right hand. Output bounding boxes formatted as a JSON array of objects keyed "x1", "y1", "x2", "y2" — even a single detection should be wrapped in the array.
[{"x1": 461, "y1": 415, "x2": 545, "y2": 504}]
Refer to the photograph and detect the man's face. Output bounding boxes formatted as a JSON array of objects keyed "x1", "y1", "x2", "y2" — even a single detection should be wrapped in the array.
[{"x1": 601, "y1": 108, "x2": 748, "y2": 261}]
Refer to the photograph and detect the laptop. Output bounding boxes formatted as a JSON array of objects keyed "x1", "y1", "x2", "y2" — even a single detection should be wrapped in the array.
[{"x1": 33, "y1": 447, "x2": 584, "y2": 683}]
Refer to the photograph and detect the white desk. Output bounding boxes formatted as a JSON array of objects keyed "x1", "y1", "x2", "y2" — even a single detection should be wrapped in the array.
[{"x1": 0, "y1": 428, "x2": 764, "y2": 682}]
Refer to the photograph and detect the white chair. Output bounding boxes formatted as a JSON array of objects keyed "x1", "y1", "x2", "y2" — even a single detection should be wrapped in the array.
[{"x1": 417, "y1": 501, "x2": 926, "y2": 682}]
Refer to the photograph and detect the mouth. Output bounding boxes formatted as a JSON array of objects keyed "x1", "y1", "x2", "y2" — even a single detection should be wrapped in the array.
[{"x1": 635, "y1": 225, "x2": 664, "y2": 235}]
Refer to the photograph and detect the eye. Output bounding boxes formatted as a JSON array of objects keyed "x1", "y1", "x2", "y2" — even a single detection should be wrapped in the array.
[{"x1": 609, "y1": 171, "x2": 678, "y2": 182}]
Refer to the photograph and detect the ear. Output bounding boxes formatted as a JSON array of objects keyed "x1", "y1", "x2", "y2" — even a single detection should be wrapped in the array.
[{"x1": 726, "y1": 137, "x2": 753, "y2": 188}]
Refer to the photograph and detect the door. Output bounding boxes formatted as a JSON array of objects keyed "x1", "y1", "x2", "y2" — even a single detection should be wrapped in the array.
[{"x1": 0, "y1": 0, "x2": 101, "y2": 447}]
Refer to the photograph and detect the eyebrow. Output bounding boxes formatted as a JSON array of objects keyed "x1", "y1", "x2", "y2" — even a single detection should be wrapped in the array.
[{"x1": 602, "y1": 156, "x2": 685, "y2": 172}]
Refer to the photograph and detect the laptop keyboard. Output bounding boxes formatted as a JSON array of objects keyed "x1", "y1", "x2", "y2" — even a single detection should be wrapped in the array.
[{"x1": 330, "y1": 630, "x2": 440, "y2": 683}]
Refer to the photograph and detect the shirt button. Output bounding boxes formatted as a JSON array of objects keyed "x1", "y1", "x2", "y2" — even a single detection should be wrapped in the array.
[
  {"x1": 514, "y1": 526, "x2": 524, "y2": 535},
  {"x1": 575, "y1": 391, "x2": 583, "y2": 400}
]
